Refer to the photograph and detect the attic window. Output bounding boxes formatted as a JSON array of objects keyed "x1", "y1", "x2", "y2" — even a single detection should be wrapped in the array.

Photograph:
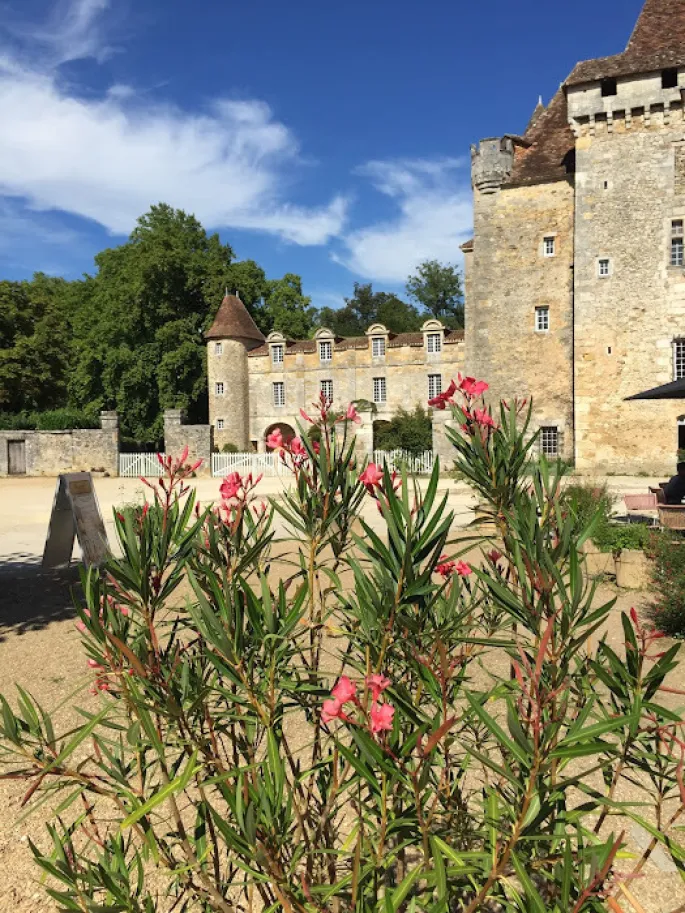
[
  {"x1": 601, "y1": 78, "x2": 617, "y2": 98},
  {"x1": 663, "y1": 68, "x2": 678, "y2": 89}
]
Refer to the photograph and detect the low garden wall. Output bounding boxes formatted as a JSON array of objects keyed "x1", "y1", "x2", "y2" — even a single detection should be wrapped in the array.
[{"x1": 0, "y1": 412, "x2": 119, "y2": 477}]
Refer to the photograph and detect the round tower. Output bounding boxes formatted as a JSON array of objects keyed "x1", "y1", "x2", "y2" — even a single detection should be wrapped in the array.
[{"x1": 205, "y1": 294, "x2": 265, "y2": 451}]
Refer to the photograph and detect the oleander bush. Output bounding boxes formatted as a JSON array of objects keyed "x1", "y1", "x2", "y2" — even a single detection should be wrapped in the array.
[
  {"x1": 646, "y1": 530, "x2": 685, "y2": 637},
  {"x1": 1, "y1": 385, "x2": 684, "y2": 912}
]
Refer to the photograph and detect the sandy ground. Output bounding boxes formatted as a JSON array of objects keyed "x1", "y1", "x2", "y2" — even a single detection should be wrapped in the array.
[{"x1": 0, "y1": 472, "x2": 682, "y2": 911}]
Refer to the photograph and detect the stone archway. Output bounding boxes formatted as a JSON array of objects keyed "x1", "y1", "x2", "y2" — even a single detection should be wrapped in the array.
[{"x1": 264, "y1": 422, "x2": 296, "y2": 451}]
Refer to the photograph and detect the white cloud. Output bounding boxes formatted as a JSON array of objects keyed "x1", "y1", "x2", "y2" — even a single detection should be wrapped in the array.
[
  {"x1": 336, "y1": 158, "x2": 473, "y2": 283},
  {"x1": 0, "y1": 0, "x2": 348, "y2": 246},
  {"x1": 5, "y1": 0, "x2": 112, "y2": 66}
]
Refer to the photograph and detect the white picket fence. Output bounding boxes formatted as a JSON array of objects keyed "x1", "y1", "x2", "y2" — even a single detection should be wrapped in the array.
[
  {"x1": 211, "y1": 452, "x2": 288, "y2": 478},
  {"x1": 119, "y1": 453, "x2": 166, "y2": 478},
  {"x1": 373, "y1": 449, "x2": 434, "y2": 475}
]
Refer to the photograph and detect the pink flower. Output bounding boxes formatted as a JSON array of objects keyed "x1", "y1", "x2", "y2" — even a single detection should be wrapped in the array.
[
  {"x1": 321, "y1": 698, "x2": 344, "y2": 724},
  {"x1": 290, "y1": 437, "x2": 307, "y2": 458},
  {"x1": 630, "y1": 607, "x2": 639, "y2": 627},
  {"x1": 370, "y1": 703, "x2": 395, "y2": 735},
  {"x1": 266, "y1": 429, "x2": 284, "y2": 451},
  {"x1": 455, "y1": 561, "x2": 473, "y2": 577},
  {"x1": 300, "y1": 408, "x2": 314, "y2": 424},
  {"x1": 488, "y1": 549, "x2": 502, "y2": 563},
  {"x1": 428, "y1": 379, "x2": 457, "y2": 410},
  {"x1": 459, "y1": 375, "x2": 489, "y2": 398},
  {"x1": 87, "y1": 658, "x2": 104, "y2": 670},
  {"x1": 331, "y1": 676, "x2": 357, "y2": 705},
  {"x1": 312, "y1": 441, "x2": 321, "y2": 455},
  {"x1": 345, "y1": 404, "x2": 362, "y2": 424},
  {"x1": 366, "y1": 673, "x2": 391, "y2": 702},
  {"x1": 472, "y1": 407, "x2": 496, "y2": 429},
  {"x1": 220, "y1": 472, "x2": 243, "y2": 501},
  {"x1": 360, "y1": 463, "x2": 383, "y2": 489},
  {"x1": 436, "y1": 556, "x2": 457, "y2": 578}
]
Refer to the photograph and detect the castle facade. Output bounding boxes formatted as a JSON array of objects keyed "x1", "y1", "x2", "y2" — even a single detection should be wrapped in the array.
[
  {"x1": 208, "y1": 0, "x2": 685, "y2": 474},
  {"x1": 464, "y1": 0, "x2": 685, "y2": 474},
  {"x1": 205, "y1": 295, "x2": 463, "y2": 453}
]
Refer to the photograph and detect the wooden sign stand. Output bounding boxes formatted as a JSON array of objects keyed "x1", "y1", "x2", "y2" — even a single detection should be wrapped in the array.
[{"x1": 42, "y1": 472, "x2": 111, "y2": 569}]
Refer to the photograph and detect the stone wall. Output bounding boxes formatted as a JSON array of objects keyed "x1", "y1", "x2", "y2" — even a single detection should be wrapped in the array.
[
  {"x1": 163, "y1": 410, "x2": 212, "y2": 475},
  {"x1": 466, "y1": 177, "x2": 575, "y2": 460},
  {"x1": 0, "y1": 412, "x2": 119, "y2": 477},
  {"x1": 573, "y1": 113, "x2": 685, "y2": 474}
]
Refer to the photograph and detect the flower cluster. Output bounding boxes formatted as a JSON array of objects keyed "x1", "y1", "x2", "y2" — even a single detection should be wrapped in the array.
[
  {"x1": 359, "y1": 462, "x2": 401, "y2": 512},
  {"x1": 140, "y1": 447, "x2": 203, "y2": 511},
  {"x1": 436, "y1": 556, "x2": 472, "y2": 579},
  {"x1": 428, "y1": 374, "x2": 497, "y2": 434},
  {"x1": 321, "y1": 674, "x2": 395, "y2": 738}
]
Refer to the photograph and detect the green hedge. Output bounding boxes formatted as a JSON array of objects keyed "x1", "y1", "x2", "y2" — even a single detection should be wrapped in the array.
[
  {"x1": 0, "y1": 409, "x2": 101, "y2": 431},
  {"x1": 646, "y1": 532, "x2": 685, "y2": 637}
]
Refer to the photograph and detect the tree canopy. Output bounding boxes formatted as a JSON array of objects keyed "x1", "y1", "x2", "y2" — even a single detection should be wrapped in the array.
[
  {"x1": 406, "y1": 259, "x2": 464, "y2": 328},
  {"x1": 316, "y1": 283, "x2": 422, "y2": 336},
  {"x1": 0, "y1": 205, "x2": 317, "y2": 445}
]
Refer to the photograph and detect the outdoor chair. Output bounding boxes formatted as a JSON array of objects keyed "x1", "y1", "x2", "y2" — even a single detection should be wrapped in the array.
[
  {"x1": 658, "y1": 505, "x2": 685, "y2": 531},
  {"x1": 649, "y1": 486, "x2": 667, "y2": 504},
  {"x1": 624, "y1": 493, "x2": 659, "y2": 525}
]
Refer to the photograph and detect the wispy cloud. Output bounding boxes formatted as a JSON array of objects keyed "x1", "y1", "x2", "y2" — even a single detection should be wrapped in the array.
[
  {"x1": 0, "y1": 0, "x2": 348, "y2": 247},
  {"x1": 336, "y1": 158, "x2": 472, "y2": 283}
]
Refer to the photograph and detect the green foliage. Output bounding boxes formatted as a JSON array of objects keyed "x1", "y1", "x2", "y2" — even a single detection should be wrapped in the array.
[
  {"x1": 258, "y1": 272, "x2": 315, "y2": 338},
  {"x1": 1, "y1": 396, "x2": 684, "y2": 912},
  {"x1": 0, "y1": 408, "x2": 100, "y2": 431},
  {"x1": 593, "y1": 522, "x2": 652, "y2": 555},
  {"x1": 221, "y1": 442, "x2": 239, "y2": 453},
  {"x1": 373, "y1": 406, "x2": 432, "y2": 454},
  {"x1": 317, "y1": 282, "x2": 422, "y2": 336},
  {"x1": 646, "y1": 531, "x2": 685, "y2": 636},
  {"x1": 406, "y1": 259, "x2": 464, "y2": 328}
]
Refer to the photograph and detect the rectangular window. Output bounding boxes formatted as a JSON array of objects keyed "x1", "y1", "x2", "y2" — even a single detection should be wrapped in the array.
[
  {"x1": 319, "y1": 340, "x2": 333, "y2": 363},
  {"x1": 598, "y1": 258, "x2": 610, "y2": 278},
  {"x1": 320, "y1": 379, "x2": 333, "y2": 402},
  {"x1": 535, "y1": 306, "x2": 550, "y2": 332},
  {"x1": 663, "y1": 68, "x2": 679, "y2": 89},
  {"x1": 674, "y1": 340, "x2": 685, "y2": 380},
  {"x1": 372, "y1": 337, "x2": 386, "y2": 358},
  {"x1": 271, "y1": 344, "x2": 284, "y2": 365},
  {"x1": 273, "y1": 381, "x2": 285, "y2": 407},
  {"x1": 216, "y1": 418, "x2": 225, "y2": 431},
  {"x1": 540, "y1": 426, "x2": 559, "y2": 457},
  {"x1": 428, "y1": 374, "x2": 442, "y2": 400},
  {"x1": 215, "y1": 382, "x2": 224, "y2": 395},
  {"x1": 543, "y1": 236, "x2": 556, "y2": 257},
  {"x1": 601, "y1": 77, "x2": 617, "y2": 97},
  {"x1": 214, "y1": 342, "x2": 223, "y2": 355},
  {"x1": 426, "y1": 333, "x2": 442, "y2": 354},
  {"x1": 373, "y1": 377, "x2": 387, "y2": 404},
  {"x1": 672, "y1": 220, "x2": 684, "y2": 267}
]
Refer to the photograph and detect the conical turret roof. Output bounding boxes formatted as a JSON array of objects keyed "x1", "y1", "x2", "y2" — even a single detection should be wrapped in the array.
[{"x1": 205, "y1": 294, "x2": 265, "y2": 343}]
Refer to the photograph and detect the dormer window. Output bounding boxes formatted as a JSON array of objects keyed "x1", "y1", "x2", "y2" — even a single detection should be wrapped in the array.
[
  {"x1": 426, "y1": 333, "x2": 442, "y2": 354},
  {"x1": 271, "y1": 344, "x2": 284, "y2": 365},
  {"x1": 319, "y1": 340, "x2": 333, "y2": 363},
  {"x1": 663, "y1": 68, "x2": 678, "y2": 90},
  {"x1": 601, "y1": 77, "x2": 617, "y2": 98},
  {"x1": 372, "y1": 337, "x2": 386, "y2": 358}
]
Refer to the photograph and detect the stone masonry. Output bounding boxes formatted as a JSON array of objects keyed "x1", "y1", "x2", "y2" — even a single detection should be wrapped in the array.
[
  {"x1": 463, "y1": 0, "x2": 685, "y2": 475},
  {"x1": 0, "y1": 411, "x2": 120, "y2": 477}
]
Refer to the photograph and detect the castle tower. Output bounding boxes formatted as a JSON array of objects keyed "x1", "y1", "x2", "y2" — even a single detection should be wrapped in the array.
[{"x1": 205, "y1": 294, "x2": 265, "y2": 451}]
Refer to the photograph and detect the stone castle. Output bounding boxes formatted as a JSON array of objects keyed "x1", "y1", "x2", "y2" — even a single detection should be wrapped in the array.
[{"x1": 208, "y1": 0, "x2": 685, "y2": 473}]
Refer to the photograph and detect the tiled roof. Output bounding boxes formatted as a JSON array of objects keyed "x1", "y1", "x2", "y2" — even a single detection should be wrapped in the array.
[
  {"x1": 507, "y1": 89, "x2": 575, "y2": 186},
  {"x1": 460, "y1": 239, "x2": 474, "y2": 253},
  {"x1": 566, "y1": 0, "x2": 685, "y2": 86},
  {"x1": 248, "y1": 328, "x2": 464, "y2": 357},
  {"x1": 205, "y1": 295, "x2": 265, "y2": 343}
]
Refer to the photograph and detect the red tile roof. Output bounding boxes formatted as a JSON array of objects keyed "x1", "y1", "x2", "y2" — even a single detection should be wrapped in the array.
[
  {"x1": 205, "y1": 295, "x2": 265, "y2": 343},
  {"x1": 567, "y1": 0, "x2": 685, "y2": 85},
  {"x1": 507, "y1": 89, "x2": 576, "y2": 187},
  {"x1": 248, "y1": 328, "x2": 464, "y2": 357}
]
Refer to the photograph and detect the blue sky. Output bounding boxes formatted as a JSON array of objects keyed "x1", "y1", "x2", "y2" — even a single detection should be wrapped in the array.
[{"x1": 0, "y1": 0, "x2": 645, "y2": 308}]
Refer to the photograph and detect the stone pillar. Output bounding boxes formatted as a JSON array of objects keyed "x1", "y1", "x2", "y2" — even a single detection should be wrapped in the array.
[
  {"x1": 163, "y1": 410, "x2": 212, "y2": 476},
  {"x1": 354, "y1": 415, "x2": 374, "y2": 463},
  {"x1": 432, "y1": 410, "x2": 457, "y2": 473}
]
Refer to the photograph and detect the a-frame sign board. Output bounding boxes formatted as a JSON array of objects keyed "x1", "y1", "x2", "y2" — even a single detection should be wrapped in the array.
[{"x1": 42, "y1": 472, "x2": 110, "y2": 569}]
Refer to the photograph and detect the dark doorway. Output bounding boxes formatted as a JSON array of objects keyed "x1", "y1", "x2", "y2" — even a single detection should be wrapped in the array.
[{"x1": 8, "y1": 440, "x2": 26, "y2": 475}]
